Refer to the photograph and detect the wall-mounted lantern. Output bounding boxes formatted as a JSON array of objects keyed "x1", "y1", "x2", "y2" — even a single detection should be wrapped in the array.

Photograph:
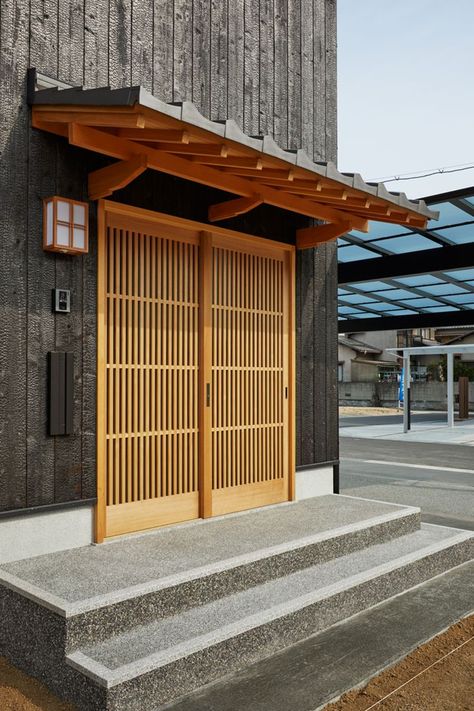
[{"x1": 43, "y1": 197, "x2": 89, "y2": 254}]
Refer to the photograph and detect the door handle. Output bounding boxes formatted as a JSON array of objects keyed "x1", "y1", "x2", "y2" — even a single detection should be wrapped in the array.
[
  {"x1": 206, "y1": 383, "x2": 211, "y2": 407},
  {"x1": 285, "y1": 386, "x2": 288, "y2": 399}
]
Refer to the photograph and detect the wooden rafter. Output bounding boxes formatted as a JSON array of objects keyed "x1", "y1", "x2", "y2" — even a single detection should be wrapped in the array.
[
  {"x1": 209, "y1": 195, "x2": 263, "y2": 222},
  {"x1": 29, "y1": 103, "x2": 432, "y2": 233},
  {"x1": 347, "y1": 208, "x2": 426, "y2": 229},
  {"x1": 88, "y1": 154, "x2": 148, "y2": 200},
  {"x1": 296, "y1": 221, "x2": 353, "y2": 249},
  {"x1": 33, "y1": 108, "x2": 146, "y2": 128},
  {"x1": 287, "y1": 187, "x2": 348, "y2": 200},
  {"x1": 191, "y1": 156, "x2": 263, "y2": 169},
  {"x1": 159, "y1": 143, "x2": 228, "y2": 156},
  {"x1": 223, "y1": 167, "x2": 295, "y2": 181},
  {"x1": 287, "y1": 188, "x2": 371, "y2": 208},
  {"x1": 64, "y1": 122, "x2": 370, "y2": 230},
  {"x1": 286, "y1": 186, "x2": 352, "y2": 200},
  {"x1": 115, "y1": 128, "x2": 190, "y2": 143},
  {"x1": 256, "y1": 177, "x2": 323, "y2": 190}
]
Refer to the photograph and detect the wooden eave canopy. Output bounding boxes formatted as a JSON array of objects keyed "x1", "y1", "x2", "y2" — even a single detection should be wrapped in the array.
[{"x1": 29, "y1": 78, "x2": 439, "y2": 249}]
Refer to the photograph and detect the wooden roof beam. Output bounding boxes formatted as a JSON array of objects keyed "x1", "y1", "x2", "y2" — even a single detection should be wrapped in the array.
[
  {"x1": 348, "y1": 202, "x2": 415, "y2": 223},
  {"x1": 249, "y1": 176, "x2": 322, "y2": 189},
  {"x1": 222, "y1": 167, "x2": 295, "y2": 181},
  {"x1": 115, "y1": 128, "x2": 190, "y2": 143},
  {"x1": 33, "y1": 108, "x2": 146, "y2": 128},
  {"x1": 347, "y1": 207, "x2": 427, "y2": 229},
  {"x1": 296, "y1": 221, "x2": 353, "y2": 249},
  {"x1": 32, "y1": 118, "x2": 69, "y2": 138},
  {"x1": 288, "y1": 188, "x2": 371, "y2": 207},
  {"x1": 285, "y1": 186, "x2": 349, "y2": 199},
  {"x1": 88, "y1": 155, "x2": 148, "y2": 200},
  {"x1": 31, "y1": 106, "x2": 432, "y2": 228},
  {"x1": 209, "y1": 195, "x2": 263, "y2": 222},
  {"x1": 191, "y1": 156, "x2": 264, "y2": 169},
  {"x1": 159, "y1": 143, "x2": 228, "y2": 156},
  {"x1": 67, "y1": 123, "x2": 370, "y2": 230}
]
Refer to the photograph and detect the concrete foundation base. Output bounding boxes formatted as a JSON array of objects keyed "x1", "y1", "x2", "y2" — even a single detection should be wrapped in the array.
[
  {"x1": 0, "y1": 505, "x2": 94, "y2": 564},
  {"x1": 296, "y1": 465, "x2": 334, "y2": 499}
]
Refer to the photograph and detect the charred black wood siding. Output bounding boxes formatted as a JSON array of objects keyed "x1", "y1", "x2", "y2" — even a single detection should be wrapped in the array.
[{"x1": 0, "y1": 0, "x2": 337, "y2": 513}]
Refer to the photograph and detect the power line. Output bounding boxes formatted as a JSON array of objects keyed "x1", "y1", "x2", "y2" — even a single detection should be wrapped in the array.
[{"x1": 370, "y1": 162, "x2": 474, "y2": 184}]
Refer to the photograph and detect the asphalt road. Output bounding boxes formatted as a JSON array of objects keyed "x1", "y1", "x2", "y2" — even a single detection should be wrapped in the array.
[{"x1": 340, "y1": 437, "x2": 474, "y2": 531}]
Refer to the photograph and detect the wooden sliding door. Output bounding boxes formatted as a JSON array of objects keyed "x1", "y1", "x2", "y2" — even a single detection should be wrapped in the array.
[
  {"x1": 208, "y1": 235, "x2": 292, "y2": 516},
  {"x1": 97, "y1": 204, "x2": 200, "y2": 538},
  {"x1": 97, "y1": 202, "x2": 294, "y2": 541}
]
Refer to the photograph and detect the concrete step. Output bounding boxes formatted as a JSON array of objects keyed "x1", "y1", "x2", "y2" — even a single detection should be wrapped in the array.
[
  {"x1": 165, "y1": 560, "x2": 474, "y2": 711},
  {"x1": 0, "y1": 495, "x2": 419, "y2": 650},
  {"x1": 63, "y1": 524, "x2": 473, "y2": 710}
]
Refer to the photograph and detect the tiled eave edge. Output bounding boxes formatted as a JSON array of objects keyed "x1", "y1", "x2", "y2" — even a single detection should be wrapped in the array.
[{"x1": 28, "y1": 70, "x2": 439, "y2": 223}]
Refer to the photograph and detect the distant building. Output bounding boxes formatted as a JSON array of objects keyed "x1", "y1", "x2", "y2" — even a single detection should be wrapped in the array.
[
  {"x1": 435, "y1": 327, "x2": 474, "y2": 364},
  {"x1": 338, "y1": 334, "x2": 387, "y2": 382},
  {"x1": 338, "y1": 328, "x2": 456, "y2": 383}
]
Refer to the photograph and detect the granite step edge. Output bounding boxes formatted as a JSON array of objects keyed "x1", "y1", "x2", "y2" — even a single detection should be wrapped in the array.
[
  {"x1": 162, "y1": 560, "x2": 474, "y2": 711},
  {"x1": 65, "y1": 527, "x2": 473, "y2": 690},
  {"x1": 0, "y1": 505, "x2": 420, "y2": 619}
]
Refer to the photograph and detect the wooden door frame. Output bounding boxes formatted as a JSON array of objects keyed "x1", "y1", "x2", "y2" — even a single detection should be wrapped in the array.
[{"x1": 96, "y1": 200, "x2": 295, "y2": 542}]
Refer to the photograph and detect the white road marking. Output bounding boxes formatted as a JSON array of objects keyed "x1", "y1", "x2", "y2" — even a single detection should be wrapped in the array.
[{"x1": 340, "y1": 458, "x2": 474, "y2": 475}]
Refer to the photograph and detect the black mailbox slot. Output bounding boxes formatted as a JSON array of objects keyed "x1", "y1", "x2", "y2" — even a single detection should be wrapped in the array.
[{"x1": 48, "y1": 352, "x2": 74, "y2": 435}]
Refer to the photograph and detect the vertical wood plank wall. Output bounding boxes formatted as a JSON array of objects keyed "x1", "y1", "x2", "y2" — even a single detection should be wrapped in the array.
[{"x1": 0, "y1": 0, "x2": 337, "y2": 515}]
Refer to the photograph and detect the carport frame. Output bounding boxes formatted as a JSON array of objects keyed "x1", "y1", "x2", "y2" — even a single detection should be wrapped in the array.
[{"x1": 387, "y1": 344, "x2": 474, "y2": 432}]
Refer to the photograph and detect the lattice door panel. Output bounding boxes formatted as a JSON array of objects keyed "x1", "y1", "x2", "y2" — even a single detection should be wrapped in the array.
[
  {"x1": 102, "y1": 213, "x2": 200, "y2": 537},
  {"x1": 210, "y1": 238, "x2": 290, "y2": 515},
  {"x1": 98, "y1": 203, "x2": 294, "y2": 539}
]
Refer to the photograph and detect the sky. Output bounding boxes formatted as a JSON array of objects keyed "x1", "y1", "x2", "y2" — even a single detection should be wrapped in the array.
[{"x1": 337, "y1": 0, "x2": 474, "y2": 199}]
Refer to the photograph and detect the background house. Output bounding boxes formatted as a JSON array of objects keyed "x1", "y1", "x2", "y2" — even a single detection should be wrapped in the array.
[
  {"x1": 436, "y1": 326, "x2": 474, "y2": 365},
  {"x1": 338, "y1": 334, "x2": 386, "y2": 382},
  {"x1": 339, "y1": 327, "x2": 474, "y2": 409}
]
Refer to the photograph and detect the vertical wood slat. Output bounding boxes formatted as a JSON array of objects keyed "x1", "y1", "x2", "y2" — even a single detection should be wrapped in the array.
[
  {"x1": 287, "y1": 248, "x2": 296, "y2": 500},
  {"x1": 199, "y1": 232, "x2": 213, "y2": 517},
  {"x1": 126, "y1": 232, "x2": 133, "y2": 502},
  {"x1": 95, "y1": 201, "x2": 107, "y2": 543}
]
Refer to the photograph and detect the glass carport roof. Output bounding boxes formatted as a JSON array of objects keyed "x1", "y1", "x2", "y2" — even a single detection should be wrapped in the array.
[{"x1": 338, "y1": 188, "x2": 474, "y2": 329}]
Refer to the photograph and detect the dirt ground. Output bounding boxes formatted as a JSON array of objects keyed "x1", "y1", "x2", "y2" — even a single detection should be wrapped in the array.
[
  {"x1": 0, "y1": 616, "x2": 472, "y2": 710},
  {"x1": 325, "y1": 614, "x2": 474, "y2": 711},
  {"x1": 339, "y1": 405, "x2": 403, "y2": 416},
  {"x1": 0, "y1": 659, "x2": 77, "y2": 711}
]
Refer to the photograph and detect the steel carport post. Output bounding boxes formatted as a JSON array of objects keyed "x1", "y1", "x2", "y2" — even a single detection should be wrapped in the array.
[
  {"x1": 447, "y1": 352, "x2": 454, "y2": 428},
  {"x1": 387, "y1": 344, "x2": 474, "y2": 433},
  {"x1": 403, "y1": 352, "x2": 411, "y2": 434}
]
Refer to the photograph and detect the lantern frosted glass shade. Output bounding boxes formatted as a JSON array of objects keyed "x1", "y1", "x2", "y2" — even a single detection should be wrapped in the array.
[{"x1": 43, "y1": 197, "x2": 89, "y2": 254}]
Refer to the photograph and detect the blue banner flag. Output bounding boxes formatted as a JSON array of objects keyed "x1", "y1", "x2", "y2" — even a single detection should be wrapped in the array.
[{"x1": 398, "y1": 368, "x2": 404, "y2": 404}]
